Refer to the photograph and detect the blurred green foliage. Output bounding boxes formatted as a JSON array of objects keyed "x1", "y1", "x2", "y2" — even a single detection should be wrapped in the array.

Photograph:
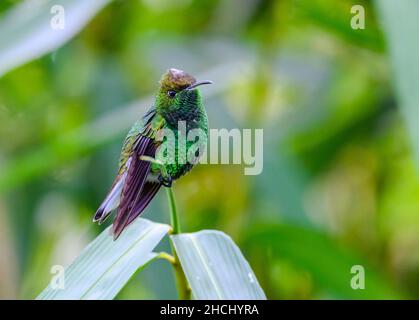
[{"x1": 1, "y1": 0, "x2": 419, "y2": 299}]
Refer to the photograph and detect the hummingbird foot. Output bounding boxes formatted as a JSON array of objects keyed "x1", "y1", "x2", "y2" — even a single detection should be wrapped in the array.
[{"x1": 158, "y1": 174, "x2": 173, "y2": 188}]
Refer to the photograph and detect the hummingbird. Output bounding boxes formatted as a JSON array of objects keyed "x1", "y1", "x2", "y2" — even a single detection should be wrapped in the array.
[{"x1": 93, "y1": 69, "x2": 212, "y2": 239}]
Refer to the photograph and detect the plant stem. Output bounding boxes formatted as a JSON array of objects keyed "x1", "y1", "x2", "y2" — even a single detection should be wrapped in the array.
[
  {"x1": 157, "y1": 251, "x2": 176, "y2": 265},
  {"x1": 167, "y1": 187, "x2": 181, "y2": 234},
  {"x1": 166, "y1": 187, "x2": 191, "y2": 300}
]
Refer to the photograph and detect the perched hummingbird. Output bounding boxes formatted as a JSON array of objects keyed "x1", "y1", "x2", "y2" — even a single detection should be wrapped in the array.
[{"x1": 93, "y1": 69, "x2": 212, "y2": 239}]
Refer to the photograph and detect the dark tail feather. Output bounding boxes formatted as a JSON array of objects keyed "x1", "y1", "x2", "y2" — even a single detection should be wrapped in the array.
[
  {"x1": 127, "y1": 182, "x2": 161, "y2": 225},
  {"x1": 112, "y1": 161, "x2": 150, "y2": 238},
  {"x1": 112, "y1": 182, "x2": 161, "y2": 239}
]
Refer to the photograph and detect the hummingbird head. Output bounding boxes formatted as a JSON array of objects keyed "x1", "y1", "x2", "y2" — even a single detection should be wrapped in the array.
[{"x1": 155, "y1": 68, "x2": 212, "y2": 120}]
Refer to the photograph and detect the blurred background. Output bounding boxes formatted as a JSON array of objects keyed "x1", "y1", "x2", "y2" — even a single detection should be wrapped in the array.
[{"x1": 0, "y1": 0, "x2": 418, "y2": 299}]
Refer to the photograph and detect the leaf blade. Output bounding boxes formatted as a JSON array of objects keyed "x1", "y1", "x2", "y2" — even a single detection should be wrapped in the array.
[
  {"x1": 171, "y1": 230, "x2": 266, "y2": 300},
  {"x1": 375, "y1": 0, "x2": 419, "y2": 164},
  {"x1": 0, "y1": 0, "x2": 112, "y2": 77},
  {"x1": 37, "y1": 218, "x2": 170, "y2": 300}
]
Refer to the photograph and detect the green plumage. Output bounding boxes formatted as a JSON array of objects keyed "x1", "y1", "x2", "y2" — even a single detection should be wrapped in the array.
[{"x1": 119, "y1": 70, "x2": 209, "y2": 180}]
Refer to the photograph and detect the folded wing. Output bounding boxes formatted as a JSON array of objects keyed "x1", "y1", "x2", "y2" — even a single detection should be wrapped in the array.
[{"x1": 112, "y1": 135, "x2": 161, "y2": 239}]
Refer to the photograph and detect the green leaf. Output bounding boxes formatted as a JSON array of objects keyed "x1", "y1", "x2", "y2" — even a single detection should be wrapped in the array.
[
  {"x1": 37, "y1": 218, "x2": 170, "y2": 300},
  {"x1": 0, "y1": 0, "x2": 112, "y2": 77},
  {"x1": 171, "y1": 230, "x2": 266, "y2": 300},
  {"x1": 375, "y1": 0, "x2": 419, "y2": 165},
  {"x1": 245, "y1": 223, "x2": 402, "y2": 299}
]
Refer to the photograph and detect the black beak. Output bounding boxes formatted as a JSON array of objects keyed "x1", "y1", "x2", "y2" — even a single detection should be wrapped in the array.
[{"x1": 186, "y1": 80, "x2": 213, "y2": 91}]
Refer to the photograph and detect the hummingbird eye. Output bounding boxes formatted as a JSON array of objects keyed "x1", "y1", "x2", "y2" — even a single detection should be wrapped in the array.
[{"x1": 167, "y1": 90, "x2": 177, "y2": 98}]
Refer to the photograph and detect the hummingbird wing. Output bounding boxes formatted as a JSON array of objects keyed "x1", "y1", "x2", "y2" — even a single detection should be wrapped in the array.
[
  {"x1": 94, "y1": 108, "x2": 163, "y2": 239},
  {"x1": 112, "y1": 135, "x2": 160, "y2": 239},
  {"x1": 112, "y1": 109, "x2": 166, "y2": 239}
]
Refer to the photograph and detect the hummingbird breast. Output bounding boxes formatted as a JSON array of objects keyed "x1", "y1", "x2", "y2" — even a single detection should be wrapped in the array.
[{"x1": 159, "y1": 95, "x2": 208, "y2": 180}]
